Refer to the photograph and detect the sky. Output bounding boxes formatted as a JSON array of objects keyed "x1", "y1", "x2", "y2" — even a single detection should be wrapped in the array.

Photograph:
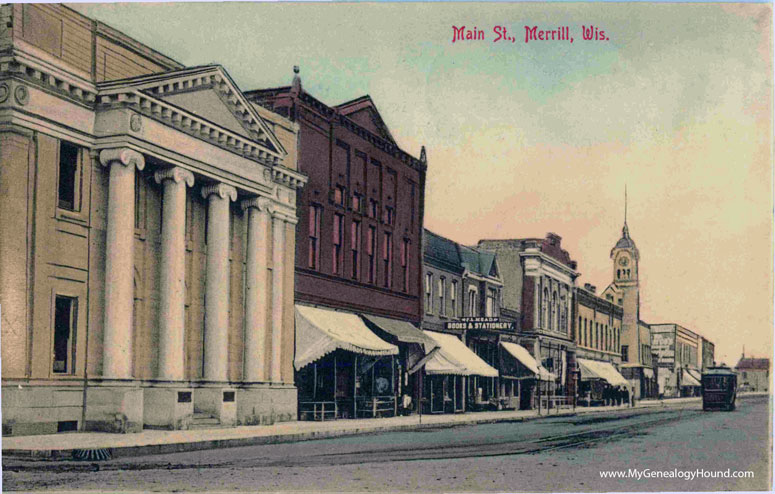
[{"x1": 71, "y1": 2, "x2": 773, "y2": 366}]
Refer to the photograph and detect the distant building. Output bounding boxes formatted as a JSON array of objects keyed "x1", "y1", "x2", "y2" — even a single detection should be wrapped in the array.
[
  {"x1": 573, "y1": 283, "x2": 629, "y2": 405},
  {"x1": 651, "y1": 323, "x2": 703, "y2": 397},
  {"x1": 478, "y1": 233, "x2": 579, "y2": 401},
  {"x1": 735, "y1": 356, "x2": 770, "y2": 393},
  {"x1": 700, "y1": 337, "x2": 716, "y2": 371},
  {"x1": 601, "y1": 218, "x2": 658, "y2": 399}
]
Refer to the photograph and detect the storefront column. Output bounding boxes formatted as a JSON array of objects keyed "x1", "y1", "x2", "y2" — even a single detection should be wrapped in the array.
[
  {"x1": 201, "y1": 183, "x2": 237, "y2": 382},
  {"x1": 154, "y1": 167, "x2": 194, "y2": 381},
  {"x1": 240, "y1": 196, "x2": 272, "y2": 382},
  {"x1": 99, "y1": 148, "x2": 145, "y2": 380},
  {"x1": 270, "y1": 212, "x2": 285, "y2": 383}
]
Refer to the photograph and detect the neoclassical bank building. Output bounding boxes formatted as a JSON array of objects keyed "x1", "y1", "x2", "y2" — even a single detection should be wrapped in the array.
[{"x1": 0, "y1": 4, "x2": 306, "y2": 435}]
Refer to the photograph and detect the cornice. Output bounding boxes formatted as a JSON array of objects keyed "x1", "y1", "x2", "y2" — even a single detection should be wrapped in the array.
[
  {"x1": 1, "y1": 48, "x2": 98, "y2": 107},
  {"x1": 294, "y1": 91, "x2": 426, "y2": 173},
  {"x1": 99, "y1": 89, "x2": 281, "y2": 168}
]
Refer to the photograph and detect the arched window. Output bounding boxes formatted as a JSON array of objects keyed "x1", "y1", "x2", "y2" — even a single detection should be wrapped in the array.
[
  {"x1": 617, "y1": 269, "x2": 621, "y2": 279},
  {"x1": 542, "y1": 287, "x2": 549, "y2": 328},
  {"x1": 551, "y1": 291, "x2": 558, "y2": 330}
]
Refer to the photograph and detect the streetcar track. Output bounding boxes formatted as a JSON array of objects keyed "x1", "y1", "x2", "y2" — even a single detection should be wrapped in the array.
[{"x1": 3, "y1": 409, "x2": 699, "y2": 473}]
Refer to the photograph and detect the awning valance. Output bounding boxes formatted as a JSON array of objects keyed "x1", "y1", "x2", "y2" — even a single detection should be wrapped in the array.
[
  {"x1": 294, "y1": 305, "x2": 398, "y2": 370},
  {"x1": 500, "y1": 342, "x2": 540, "y2": 375},
  {"x1": 361, "y1": 315, "x2": 438, "y2": 353},
  {"x1": 577, "y1": 358, "x2": 630, "y2": 388},
  {"x1": 424, "y1": 331, "x2": 499, "y2": 377}
]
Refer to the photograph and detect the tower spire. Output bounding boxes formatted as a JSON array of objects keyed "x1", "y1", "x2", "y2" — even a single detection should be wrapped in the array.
[{"x1": 624, "y1": 184, "x2": 628, "y2": 226}]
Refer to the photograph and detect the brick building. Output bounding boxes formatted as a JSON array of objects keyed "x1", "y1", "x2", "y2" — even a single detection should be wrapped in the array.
[{"x1": 246, "y1": 73, "x2": 430, "y2": 419}]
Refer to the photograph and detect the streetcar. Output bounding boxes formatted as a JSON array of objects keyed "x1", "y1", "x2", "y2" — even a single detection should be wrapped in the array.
[{"x1": 701, "y1": 365, "x2": 737, "y2": 411}]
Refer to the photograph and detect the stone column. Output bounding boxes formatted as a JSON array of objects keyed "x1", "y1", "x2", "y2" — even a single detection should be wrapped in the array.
[
  {"x1": 270, "y1": 212, "x2": 285, "y2": 383},
  {"x1": 201, "y1": 183, "x2": 237, "y2": 382},
  {"x1": 154, "y1": 167, "x2": 194, "y2": 381},
  {"x1": 99, "y1": 148, "x2": 145, "y2": 380},
  {"x1": 240, "y1": 196, "x2": 272, "y2": 382}
]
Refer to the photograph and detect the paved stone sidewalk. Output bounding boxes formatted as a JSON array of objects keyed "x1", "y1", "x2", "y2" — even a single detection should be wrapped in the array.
[{"x1": 2, "y1": 397, "x2": 702, "y2": 459}]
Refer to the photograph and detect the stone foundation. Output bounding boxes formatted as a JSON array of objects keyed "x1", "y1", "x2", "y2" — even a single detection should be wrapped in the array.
[
  {"x1": 237, "y1": 385, "x2": 297, "y2": 425},
  {"x1": 143, "y1": 387, "x2": 194, "y2": 430}
]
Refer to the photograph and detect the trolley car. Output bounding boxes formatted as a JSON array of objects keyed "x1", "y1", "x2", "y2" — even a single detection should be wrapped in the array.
[{"x1": 701, "y1": 365, "x2": 737, "y2": 411}]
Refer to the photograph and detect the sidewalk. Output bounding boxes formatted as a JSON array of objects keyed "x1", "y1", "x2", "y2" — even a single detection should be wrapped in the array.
[{"x1": 2, "y1": 397, "x2": 704, "y2": 460}]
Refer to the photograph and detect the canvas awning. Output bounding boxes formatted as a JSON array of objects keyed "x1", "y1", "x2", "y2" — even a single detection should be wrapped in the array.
[
  {"x1": 577, "y1": 358, "x2": 630, "y2": 388},
  {"x1": 681, "y1": 370, "x2": 701, "y2": 387},
  {"x1": 686, "y1": 368, "x2": 701, "y2": 382},
  {"x1": 424, "y1": 331, "x2": 499, "y2": 377},
  {"x1": 500, "y1": 342, "x2": 540, "y2": 374},
  {"x1": 361, "y1": 315, "x2": 438, "y2": 353},
  {"x1": 294, "y1": 305, "x2": 398, "y2": 370},
  {"x1": 538, "y1": 366, "x2": 556, "y2": 382}
]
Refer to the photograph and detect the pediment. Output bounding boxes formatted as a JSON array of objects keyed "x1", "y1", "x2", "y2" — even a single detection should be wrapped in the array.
[
  {"x1": 99, "y1": 65, "x2": 285, "y2": 156},
  {"x1": 336, "y1": 96, "x2": 395, "y2": 145}
]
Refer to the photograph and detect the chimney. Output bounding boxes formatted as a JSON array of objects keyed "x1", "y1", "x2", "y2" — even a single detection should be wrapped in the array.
[{"x1": 546, "y1": 233, "x2": 561, "y2": 246}]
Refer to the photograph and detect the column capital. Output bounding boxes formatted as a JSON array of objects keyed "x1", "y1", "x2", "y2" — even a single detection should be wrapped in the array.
[
  {"x1": 240, "y1": 196, "x2": 273, "y2": 213},
  {"x1": 154, "y1": 166, "x2": 194, "y2": 187},
  {"x1": 99, "y1": 147, "x2": 145, "y2": 171},
  {"x1": 201, "y1": 183, "x2": 237, "y2": 202}
]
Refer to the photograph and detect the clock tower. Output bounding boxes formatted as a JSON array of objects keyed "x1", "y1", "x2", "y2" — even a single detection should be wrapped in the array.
[{"x1": 604, "y1": 191, "x2": 641, "y2": 365}]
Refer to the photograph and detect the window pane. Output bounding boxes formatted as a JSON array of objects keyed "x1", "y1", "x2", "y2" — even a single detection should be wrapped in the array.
[
  {"x1": 53, "y1": 296, "x2": 76, "y2": 374},
  {"x1": 58, "y1": 142, "x2": 79, "y2": 211}
]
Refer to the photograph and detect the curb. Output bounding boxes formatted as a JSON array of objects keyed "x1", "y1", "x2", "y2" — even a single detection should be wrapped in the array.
[{"x1": 3, "y1": 395, "x2": 740, "y2": 461}]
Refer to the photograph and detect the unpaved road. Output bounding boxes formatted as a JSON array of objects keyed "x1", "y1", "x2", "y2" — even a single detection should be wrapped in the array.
[{"x1": 3, "y1": 395, "x2": 770, "y2": 492}]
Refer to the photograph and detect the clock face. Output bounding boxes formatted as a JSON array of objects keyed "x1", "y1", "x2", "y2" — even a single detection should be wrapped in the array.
[{"x1": 619, "y1": 257, "x2": 629, "y2": 266}]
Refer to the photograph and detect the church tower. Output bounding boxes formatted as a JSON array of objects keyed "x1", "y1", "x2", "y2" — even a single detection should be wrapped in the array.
[{"x1": 605, "y1": 188, "x2": 641, "y2": 364}]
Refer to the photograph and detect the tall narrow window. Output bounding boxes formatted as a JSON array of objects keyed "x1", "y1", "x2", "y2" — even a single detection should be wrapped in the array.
[
  {"x1": 425, "y1": 273, "x2": 433, "y2": 314},
  {"x1": 369, "y1": 199, "x2": 379, "y2": 219},
  {"x1": 53, "y1": 295, "x2": 77, "y2": 374},
  {"x1": 401, "y1": 238, "x2": 410, "y2": 293},
  {"x1": 486, "y1": 288, "x2": 497, "y2": 317},
  {"x1": 622, "y1": 345, "x2": 628, "y2": 362},
  {"x1": 308, "y1": 205, "x2": 321, "y2": 269},
  {"x1": 451, "y1": 281, "x2": 458, "y2": 318},
  {"x1": 468, "y1": 288, "x2": 477, "y2": 317},
  {"x1": 383, "y1": 231, "x2": 392, "y2": 288},
  {"x1": 57, "y1": 141, "x2": 80, "y2": 211},
  {"x1": 332, "y1": 213, "x2": 343, "y2": 274},
  {"x1": 578, "y1": 316, "x2": 583, "y2": 344},
  {"x1": 333, "y1": 186, "x2": 345, "y2": 206},
  {"x1": 352, "y1": 193, "x2": 362, "y2": 214},
  {"x1": 351, "y1": 220, "x2": 361, "y2": 280},
  {"x1": 438, "y1": 277, "x2": 446, "y2": 315},
  {"x1": 367, "y1": 226, "x2": 376, "y2": 283},
  {"x1": 383, "y1": 206, "x2": 394, "y2": 225}
]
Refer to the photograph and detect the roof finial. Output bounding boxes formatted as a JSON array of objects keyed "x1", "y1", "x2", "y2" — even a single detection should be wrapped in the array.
[
  {"x1": 420, "y1": 145, "x2": 427, "y2": 164},
  {"x1": 624, "y1": 184, "x2": 628, "y2": 226},
  {"x1": 291, "y1": 65, "x2": 302, "y2": 94},
  {"x1": 622, "y1": 184, "x2": 630, "y2": 238}
]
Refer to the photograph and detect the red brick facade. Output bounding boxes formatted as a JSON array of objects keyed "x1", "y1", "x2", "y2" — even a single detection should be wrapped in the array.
[{"x1": 246, "y1": 87, "x2": 426, "y2": 323}]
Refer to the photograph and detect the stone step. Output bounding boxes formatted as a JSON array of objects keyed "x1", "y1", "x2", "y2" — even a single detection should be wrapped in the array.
[{"x1": 189, "y1": 413, "x2": 220, "y2": 429}]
